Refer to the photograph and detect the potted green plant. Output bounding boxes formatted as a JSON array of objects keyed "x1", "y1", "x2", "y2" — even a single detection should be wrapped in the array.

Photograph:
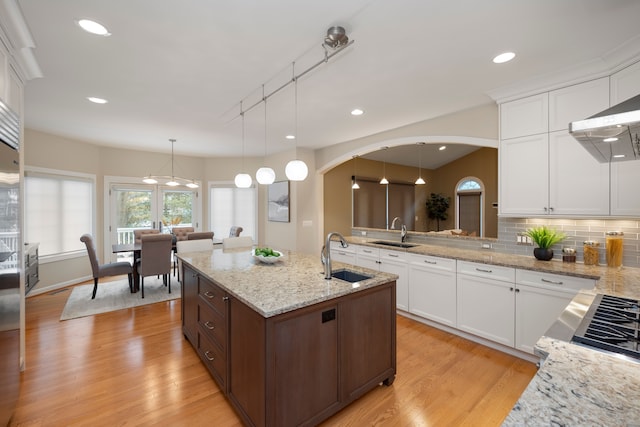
[
  {"x1": 525, "y1": 226, "x2": 567, "y2": 261},
  {"x1": 426, "y1": 193, "x2": 450, "y2": 231}
]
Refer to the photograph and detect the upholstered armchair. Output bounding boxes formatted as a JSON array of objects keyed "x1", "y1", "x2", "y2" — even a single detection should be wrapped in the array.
[
  {"x1": 171, "y1": 226, "x2": 194, "y2": 241},
  {"x1": 229, "y1": 226, "x2": 243, "y2": 237},
  {"x1": 137, "y1": 234, "x2": 173, "y2": 298},
  {"x1": 80, "y1": 234, "x2": 133, "y2": 299},
  {"x1": 133, "y1": 228, "x2": 160, "y2": 244},
  {"x1": 187, "y1": 231, "x2": 214, "y2": 240}
]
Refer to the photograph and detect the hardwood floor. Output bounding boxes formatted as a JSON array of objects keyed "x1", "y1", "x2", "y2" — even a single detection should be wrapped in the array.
[{"x1": 11, "y1": 277, "x2": 537, "y2": 426}]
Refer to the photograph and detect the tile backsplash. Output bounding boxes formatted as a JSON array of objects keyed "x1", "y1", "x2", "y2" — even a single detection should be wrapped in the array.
[{"x1": 353, "y1": 217, "x2": 640, "y2": 268}]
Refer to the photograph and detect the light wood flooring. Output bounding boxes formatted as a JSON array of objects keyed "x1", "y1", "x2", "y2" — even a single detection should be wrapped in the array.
[{"x1": 10, "y1": 277, "x2": 537, "y2": 426}]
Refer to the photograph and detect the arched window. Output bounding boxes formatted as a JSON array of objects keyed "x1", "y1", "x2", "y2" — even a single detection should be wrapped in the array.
[{"x1": 455, "y1": 177, "x2": 484, "y2": 237}]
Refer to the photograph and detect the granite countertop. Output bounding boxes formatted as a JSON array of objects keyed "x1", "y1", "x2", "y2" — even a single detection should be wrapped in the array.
[
  {"x1": 178, "y1": 247, "x2": 397, "y2": 318},
  {"x1": 344, "y1": 236, "x2": 640, "y2": 300},
  {"x1": 502, "y1": 336, "x2": 640, "y2": 426}
]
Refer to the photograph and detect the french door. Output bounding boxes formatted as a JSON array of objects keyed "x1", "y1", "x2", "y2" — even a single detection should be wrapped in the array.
[{"x1": 107, "y1": 182, "x2": 198, "y2": 262}]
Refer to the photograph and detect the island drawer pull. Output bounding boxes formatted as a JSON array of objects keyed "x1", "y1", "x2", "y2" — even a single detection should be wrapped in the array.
[
  {"x1": 204, "y1": 321, "x2": 215, "y2": 330},
  {"x1": 204, "y1": 351, "x2": 215, "y2": 361},
  {"x1": 423, "y1": 260, "x2": 437, "y2": 264},
  {"x1": 387, "y1": 253, "x2": 399, "y2": 258},
  {"x1": 363, "y1": 249, "x2": 373, "y2": 253},
  {"x1": 541, "y1": 278, "x2": 563, "y2": 285},
  {"x1": 204, "y1": 291, "x2": 215, "y2": 299},
  {"x1": 475, "y1": 268, "x2": 493, "y2": 273}
]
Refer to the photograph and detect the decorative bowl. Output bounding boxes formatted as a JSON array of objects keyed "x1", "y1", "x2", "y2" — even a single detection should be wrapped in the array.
[{"x1": 252, "y1": 249, "x2": 284, "y2": 264}]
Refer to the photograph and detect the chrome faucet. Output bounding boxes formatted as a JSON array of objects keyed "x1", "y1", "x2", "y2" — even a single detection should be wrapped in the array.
[
  {"x1": 321, "y1": 232, "x2": 348, "y2": 279},
  {"x1": 390, "y1": 216, "x2": 401, "y2": 230},
  {"x1": 401, "y1": 224, "x2": 407, "y2": 242}
]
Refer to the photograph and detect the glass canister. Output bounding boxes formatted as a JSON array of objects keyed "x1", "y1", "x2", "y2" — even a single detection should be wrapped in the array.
[
  {"x1": 605, "y1": 231, "x2": 624, "y2": 268},
  {"x1": 562, "y1": 247, "x2": 576, "y2": 263},
  {"x1": 583, "y1": 241, "x2": 600, "y2": 266}
]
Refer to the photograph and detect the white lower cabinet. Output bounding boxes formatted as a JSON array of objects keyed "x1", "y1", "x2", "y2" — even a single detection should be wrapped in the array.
[
  {"x1": 329, "y1": 241, "x2": 356, "y2": 265},
  {"x1": 408, "y1": 254, "x2": 456, "y2": 327},
  {"x1": 456, "y1": 261, "x2": 516, "y2": 347},
  {"x1": 354, "y1": 245, "x2": 409, "y2": 311},
  {"x1": 514, "y1": 269, "x2": 596, "y2": 353}
]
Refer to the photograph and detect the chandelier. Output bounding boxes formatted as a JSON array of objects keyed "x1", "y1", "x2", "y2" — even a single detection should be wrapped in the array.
[{"x1": 142, "y1": 139, "x2": 199, "y2": 188}]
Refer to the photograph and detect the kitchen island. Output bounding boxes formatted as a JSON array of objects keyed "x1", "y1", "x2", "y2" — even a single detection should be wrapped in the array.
[{"x1": 178, "y1": 248, "x2": 398, "y2": 427}]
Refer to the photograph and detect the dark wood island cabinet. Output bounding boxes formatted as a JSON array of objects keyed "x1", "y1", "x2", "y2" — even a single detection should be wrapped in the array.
[{"x1": 179, "y1": 249, "x2": 397, "y2": 427}]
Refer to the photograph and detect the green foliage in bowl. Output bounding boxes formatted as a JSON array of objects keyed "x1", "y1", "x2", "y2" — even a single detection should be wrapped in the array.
[
  {"x1": 525, "y1": 226, "x2": 567, "y2": 249},
  {"x1": 254, "y1": 247, "x2": 280, "y2": 257}
]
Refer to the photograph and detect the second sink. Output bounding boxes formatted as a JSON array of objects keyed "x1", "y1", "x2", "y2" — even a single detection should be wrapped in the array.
[
  {"x1": 371, "y1": 240, "x2": 417, "y2": 248},
  {"x1": 331, "y1": 269, "x2": 372, "y2": 283}
]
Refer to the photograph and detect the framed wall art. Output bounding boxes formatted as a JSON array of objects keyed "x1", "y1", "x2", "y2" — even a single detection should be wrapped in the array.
[{"x1": 268, "y1": 180, "x2": 290, "y2": 222}]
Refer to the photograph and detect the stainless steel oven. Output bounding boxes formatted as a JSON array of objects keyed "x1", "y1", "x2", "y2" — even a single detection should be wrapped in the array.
[{"x1": 0, "y1": 98, "x2": 21, "y2": 424}]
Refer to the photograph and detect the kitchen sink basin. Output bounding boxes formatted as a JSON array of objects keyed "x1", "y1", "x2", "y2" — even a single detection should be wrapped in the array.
[
  {"x1": 331, "y1": 269, "x2": 372, "y2": 283},
  {"x1": 371, "y1": 240, "x2": 417, "y2": 248}
]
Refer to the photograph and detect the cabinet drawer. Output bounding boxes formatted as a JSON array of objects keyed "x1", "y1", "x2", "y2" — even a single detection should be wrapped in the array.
[
  {"x1": 516, "y1": 269, "x2": 596, "y2": 293},
  {"x1": 379, "y1": 248, "x2": 408, "y2": 262},
  {"x1": 198, "y1": 300, "x2": 226, "y2": 351},
  {"x1": 457, "y1": 261, "x2": 515, "y2": 283},
  {"x1": 356, "y1": 245, "x2": 379, "y2": 257},
  {"x1": 197, "y1": 330, "x2": 226, "y2": 388},
  {"x1": 408, "y1": 253, "x2": 455, "y2": 272},
  {"x1": 198, "y1": 276, "x2": 226, "y2": 314}
]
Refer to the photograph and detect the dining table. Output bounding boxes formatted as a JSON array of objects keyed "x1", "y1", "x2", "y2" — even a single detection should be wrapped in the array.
[{"x1": 112, "y1": 238, "x2": 222, "y2": 292}]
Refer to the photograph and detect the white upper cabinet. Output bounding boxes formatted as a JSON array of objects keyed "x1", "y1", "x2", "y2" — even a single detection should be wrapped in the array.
[
  {"x1": 610, "y1": 60, "x2": 640, "y2": 104},
  {"x1": 548, "y1": 77, "x2": 609, "y2": 131},
  {"x1": 499, "y1": 134, "x2": 549, "y2": 215},
  {"x1": 548, "y1": 130, "x2": 609, "y2": 216},
  {"x1": 0, "y1": 37, "x2": 8, "y2": 102},
  {"x1": 500, "y1": 93, "x2": 548, "y2": 139},
  {"x1": 611, "y1": 161, "x2": 640, "y2": 216}
]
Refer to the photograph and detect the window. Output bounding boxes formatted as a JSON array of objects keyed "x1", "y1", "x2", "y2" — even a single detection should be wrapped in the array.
[
  {"x1": 456, "y1": 177, "x2": 483, "y2": 237},
  {"x1": 25, "y1": 168, "x2": 95, "y2": 257},
  {"x1": 209, "y1": 183, "x2": 256, "y2": 240}
]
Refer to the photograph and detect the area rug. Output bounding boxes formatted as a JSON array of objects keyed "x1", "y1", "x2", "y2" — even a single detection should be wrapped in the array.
[{"x1": 60, "y1": 276, "x2": 180, "y2": 321}]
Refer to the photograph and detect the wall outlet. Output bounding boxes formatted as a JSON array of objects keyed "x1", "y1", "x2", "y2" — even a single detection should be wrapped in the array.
[
  {"x1": 361, "y1": 231, "x2": 367, "y2": 236},
  {"x1": 516, "y1": 233, "x2": 533, "y2": 245},
  {"x1": 481, "y1": 243, "x2": 492, "y2": 249}
]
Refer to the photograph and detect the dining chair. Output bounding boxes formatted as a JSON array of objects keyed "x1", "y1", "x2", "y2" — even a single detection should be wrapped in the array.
[
  {"x1": 175, "y1": 239, "x2": 213, "y2": 283},
  {"x1": 222, "y1": 236, "x2": 253, "y2": 249},
  {"x1": 133, "y1": 228, "x2": 160, "y2": 243},
  {"x1": 170, "y1": 227, "x2": 194, "y2": 277},
  {"x1": 187, "y1": 231, "x2": 214, "y2": 240},
  {"x1": 229, "y1": 226, "x2": 243, "y2": 237},
  {"x1": 80, "y1": 233, "x2": 133, "y2": 299},
  {"x1": 137, "y1": 233, "x2": 173, "y2": 298}
]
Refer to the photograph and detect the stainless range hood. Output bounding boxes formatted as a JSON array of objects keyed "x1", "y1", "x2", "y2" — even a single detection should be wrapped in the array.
[{"x1": 569, "y1": 93, "x2": 640, "y2": 162}]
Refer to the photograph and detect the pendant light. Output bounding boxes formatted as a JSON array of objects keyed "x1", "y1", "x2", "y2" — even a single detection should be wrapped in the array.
[
  {"x1": 166, "y1": 139, "x2": 179, "y2": 186},
  {"x1": 415, "y1": 142, "x2": 426, "y2": 185},
  {"x1": 285, "y1": 63, "x2": 309, "y2": 181},
  {"x1": 352, "y1": 155, "x2": 360, "y2": 189},
  {"x1": 234, "y1": 102, "x2": 252, "y2": 188},
  {"x1": 380, "y1": 147, "x2": 389, "y2": 185},
  {"x1": 256, "y1": 85, "x2": 276, "y2": 185}
]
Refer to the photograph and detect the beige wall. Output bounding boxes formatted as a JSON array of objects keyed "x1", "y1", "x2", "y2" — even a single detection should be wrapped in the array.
[{"x1": 25, "y1": 102, "x2": 499, "y2": 292}]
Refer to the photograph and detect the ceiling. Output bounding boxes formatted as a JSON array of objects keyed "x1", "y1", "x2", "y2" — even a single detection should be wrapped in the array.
[{"x1": 13, "y1": 0, "x2": 640, "y2": 168}]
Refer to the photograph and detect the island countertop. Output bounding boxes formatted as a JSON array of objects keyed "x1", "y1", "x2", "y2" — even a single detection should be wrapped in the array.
[{"x1": 178, "y1": 247, "x2": 398, "y2": 318}]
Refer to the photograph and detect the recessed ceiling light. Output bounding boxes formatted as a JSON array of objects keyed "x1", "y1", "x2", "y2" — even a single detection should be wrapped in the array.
[
  {"x1": 77, "y1": 19, "x2": 111, "y2": 36},
  {"x1": 603, "y1": 137, "x2": 619, "y2": 142},
  {"x1": 285, "y1": 134, "x2": 295, "y2": 140},
  {"x1": 438, "y1": 145, "x2": 446, "y2": 151},
  {"x1": 351, "y1": 108, "x2": 364, "y2": 116},
  {"x1": 87, "y1": 97, "x2": 108, "y2": 104},
  {"x1": 613, "y1": 154, "x2": 626, "y2": 158},
  {"x1": 493, "y1": 52, "x2": 515, "y2": 64}
]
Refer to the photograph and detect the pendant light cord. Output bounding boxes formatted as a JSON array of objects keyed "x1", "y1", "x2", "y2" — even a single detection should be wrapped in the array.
[{"x1": 263, "y1": 85, "x2": 267, "y2": 157}]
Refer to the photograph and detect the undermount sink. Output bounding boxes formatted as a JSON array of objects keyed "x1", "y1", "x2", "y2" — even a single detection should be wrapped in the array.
[
  {"x1": 371, "y1": 240, "x2": 417, "y2": 248},
  {"x1": 331, "y1": 269, "x2": 372, "y2": 283}
]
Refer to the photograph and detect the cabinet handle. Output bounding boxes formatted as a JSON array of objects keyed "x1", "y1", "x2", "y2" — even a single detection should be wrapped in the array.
[
  {"x1": 376, "y1": 260, "x2": 382, "y2": 264},
  {"x1": 423, "y1": 260, "x2": 437, "y2": 264},
  {"x1": 204, "y1": 291, "x2": 215, "y2": 299},
  {"x1": 509, "y1": 287, "x2": 514, "y2": 292},
  {"x1": 549, "y1": 207, "x2": 554, "y2": 212},
  {"x1": 204, "y1": 321, "x2": 215, "y2": 330},
  {"x1": 541, "y1": 278, "x2": 563, "y2": 285},
  {"x1": 543, "y1": 207, "x2": 548, "y2": 212},
  {"x1": 387, "y1": 253, "x2": 399, "y2": 258},
  {"x1": 363, "y1": 250, "x2": 373, "y2": 253},
  {"x1": 515, "y1": 288, "x2": 520, "y2": 293},
  {"x1": 475, "y1": 268, "x2": 493, "y2": 273},
  {"x1": 204, "y1": 351, "x2": 215, "y2": 361},
  {"x1": 222, "y1": 296, "x2": 229, "y2": 301}
]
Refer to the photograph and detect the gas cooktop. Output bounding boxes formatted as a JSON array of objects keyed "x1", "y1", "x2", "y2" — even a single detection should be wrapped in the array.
[{"x1": 572, "y1": 294, "x2": 640, "y2": 361}]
